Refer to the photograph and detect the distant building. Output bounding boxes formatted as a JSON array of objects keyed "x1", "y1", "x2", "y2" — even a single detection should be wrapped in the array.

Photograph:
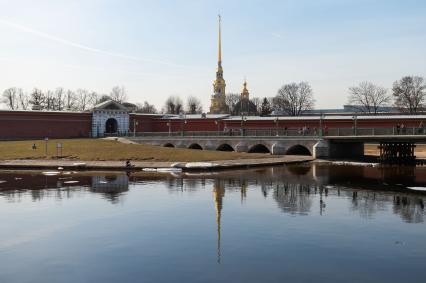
[{"x1": 232, "y1": 80, "x2": 258, "y2": 116}]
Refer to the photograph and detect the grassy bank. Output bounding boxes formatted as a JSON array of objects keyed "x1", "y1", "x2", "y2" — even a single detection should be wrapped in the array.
[{"x1": 0, "y1": 139, "x2": 272, "y2": 162}]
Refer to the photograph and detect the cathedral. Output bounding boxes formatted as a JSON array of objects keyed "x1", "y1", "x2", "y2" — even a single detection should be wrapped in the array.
[
  {"x1": 209, "y1": 16, "x2": 257, "y2": 115},
  {"x1": 232, "y1": 80, "x2": 258, "y2": 116},
  {"x1": 209, "y1": 15, "x2": 230, "y2": 114}
]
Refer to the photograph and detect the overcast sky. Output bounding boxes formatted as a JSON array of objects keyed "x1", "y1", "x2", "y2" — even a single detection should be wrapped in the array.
[{"x1": 0, "y1": 0, "x2": 425, "y2": 110}]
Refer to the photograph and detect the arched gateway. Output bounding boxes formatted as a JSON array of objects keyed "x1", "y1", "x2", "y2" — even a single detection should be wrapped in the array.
[
  {"x1": 92, "y1": 100, "x2": 129, "y2": 137},
  {"x1": 105, "y1": 118, "x2": 118, "y2": 134}
]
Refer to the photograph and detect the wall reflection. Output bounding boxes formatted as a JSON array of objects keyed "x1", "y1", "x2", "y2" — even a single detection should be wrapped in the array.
[
  {"x1": 0, "y1": 164, "x2": 425, "y2": 224},
  {"x1": 90, "y1": 175, "x2": 129, "y2": 204},
  {"x1": 0, "y1": 172, "x2": 129, "y2": 204}
]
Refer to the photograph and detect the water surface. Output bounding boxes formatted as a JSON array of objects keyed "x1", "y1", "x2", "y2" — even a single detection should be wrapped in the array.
[{"x1": 0, "y1": 164, "x2": 425, "y2": 283}]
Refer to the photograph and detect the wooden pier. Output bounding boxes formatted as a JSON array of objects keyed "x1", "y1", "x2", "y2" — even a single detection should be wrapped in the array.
[{"x1": 378, "y1": 142, "x2": 416, "y2": 165}]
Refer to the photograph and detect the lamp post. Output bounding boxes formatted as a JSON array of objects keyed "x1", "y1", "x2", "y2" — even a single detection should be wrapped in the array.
[
  {"x1": 179, "y1": 113, "x2": 187, "y2": 136},
  {"x1": 352, "y1": 115, "x2": 358, "y2": 135},
  {"x1": 240, "y1": 114, "x2": 247, "y2": 136},
  {"x1": 215, "y1": 120, "x2": 220, "y2": 135},
  {"x1": 167, "y1": 120, "x2": 171, "y2": 136},
  {"x1": 274, "y1": 117, "x2": 279, "y2": 136},
  {"x1": 319, "y1": 113, "x2": 324, "y2": 137},
  {"x1": 133, "y1": 120, "x2": 139, "y2": 137}
]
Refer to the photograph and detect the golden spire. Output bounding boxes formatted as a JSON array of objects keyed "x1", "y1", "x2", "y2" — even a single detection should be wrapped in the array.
[
  {"x1": 241, "y1": 78, "x2": 249, "y2": 100},
  {"x1": 209, "y1": 15, "x2": 228, "y2": 114},
  {"x1": 218, "y1": 14, "x2": 222, "y2": 66}
]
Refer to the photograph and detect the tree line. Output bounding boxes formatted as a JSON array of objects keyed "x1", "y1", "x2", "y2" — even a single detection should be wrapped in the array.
[
  {"x1": 2, "y1": 75, "x2": 425, "y2": 115},
  {"x1": 225, "y1": 75, "x2": 426, "y2": 116},
  {"x1": 1, "y1": 85, "x2": 156, "y2": 113}
]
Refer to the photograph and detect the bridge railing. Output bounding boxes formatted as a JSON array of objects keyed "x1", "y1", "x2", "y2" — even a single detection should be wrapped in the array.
[{"x1": 127, "y1": 127, "x2": 426, "y2": 138}]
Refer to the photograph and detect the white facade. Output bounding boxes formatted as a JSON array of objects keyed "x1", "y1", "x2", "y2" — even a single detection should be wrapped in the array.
[{"x1": 91, "y1": 100, "x2": 130, "y2": 137}]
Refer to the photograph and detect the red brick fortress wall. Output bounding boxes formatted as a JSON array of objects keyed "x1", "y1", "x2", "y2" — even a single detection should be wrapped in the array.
[{"x1": 0, "y1": 111, "x2": 92, "y2": 140}]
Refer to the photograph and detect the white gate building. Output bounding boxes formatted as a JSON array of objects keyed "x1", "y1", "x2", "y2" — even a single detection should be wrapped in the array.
[{"x1": 91, "y1": 100, "x2": 129, "y2": 137}]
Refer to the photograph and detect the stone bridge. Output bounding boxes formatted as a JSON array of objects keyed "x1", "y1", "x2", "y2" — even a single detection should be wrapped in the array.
[
  {"x1": 128, "y1": 130, "x2": 426, "y2": 161},
  {"x1": 129, "y1": 136, "x2": 334, "y2": 158}
]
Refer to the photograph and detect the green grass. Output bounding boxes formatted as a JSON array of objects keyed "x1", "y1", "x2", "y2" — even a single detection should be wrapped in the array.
[{"x1": 0, "y1": 139, "x2": 272, "y2": 162}]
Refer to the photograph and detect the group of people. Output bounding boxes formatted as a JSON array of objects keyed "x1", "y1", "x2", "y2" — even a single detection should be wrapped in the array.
[
  {"x1": 296, "y1": 126, "x2": 328, "y2": 136},
  {"x1": 222, "y1": 126, "x2": 329, "y2": 136},
  {"x1": 395, "y1": 123, "x2": 406, "y2": 134},
  {"x1": 297, "y1": 126, "x2": 318, "y2": 136},
  {"x1": 395, "y1": 122, "x2": 426, "y2": 134}
]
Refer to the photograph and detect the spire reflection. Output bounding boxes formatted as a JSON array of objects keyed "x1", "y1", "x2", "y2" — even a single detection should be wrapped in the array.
[{"x1": 213, "y1": 180, "x2": 225, "y2": 264}]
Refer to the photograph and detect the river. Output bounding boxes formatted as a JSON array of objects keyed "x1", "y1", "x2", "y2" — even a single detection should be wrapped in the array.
[{"x1": 0, "y1": 163, "x2": 425, "y2": 283}]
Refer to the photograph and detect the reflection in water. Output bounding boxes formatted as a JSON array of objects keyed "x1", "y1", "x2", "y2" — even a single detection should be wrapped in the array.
[
  {"x1": 272, "y1": 184, "x2": 313, "y2": 216},
  {"x1": 1, "y1": 164, "x2": 426, "y2": 282},
  {"x1": 393, "y1": 195, "x2": 425, "y2": 223},
  {"x1": 90, "y1": 175, "x2": 129, "y2": 204},
  {"x1": 213, "y1": 180, "x2": 225, "y2": 264},
  {"x1": 0, "y1": 165, "x2": 425, "y2": 223},
  {"x1": 0, "y1": 172, "x2": 130, "y2": 204}
]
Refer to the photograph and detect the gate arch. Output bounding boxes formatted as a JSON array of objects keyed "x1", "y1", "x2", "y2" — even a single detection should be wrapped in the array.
[{"x1": 105, "y1": 118, "x2": 118, "y2": 134}]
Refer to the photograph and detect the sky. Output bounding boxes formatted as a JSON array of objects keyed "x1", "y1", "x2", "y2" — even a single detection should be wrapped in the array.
[{"x1": 0, "y1": 0, "x2": 425, "y2": 110}]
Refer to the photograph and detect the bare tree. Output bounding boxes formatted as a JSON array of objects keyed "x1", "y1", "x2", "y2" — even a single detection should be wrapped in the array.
[
  {"x1": 164, "y1": 96, "x2": 183, "y2": 114},
  {"x1": 2, "y1": 87, "x2": 19, "y2": 110},
  {"x1": 65, "y1": 90, "x2": 78, "y2": 110},
  {"x1": 110, "y1": 86, "x2": 127, "y2": 103},
  {"x1": 251, "y1": 97, "x2": 261, "y2": 113},
  {"x1": 54, "y1": 87, "x2": 66, "y2": 111},
  {"x1": 274, "y1": 82, "x2": 315, "y2": 116},
  {"x1": 88, "y1": 91, "x2": 99, "y2": 109},
  {"x1": 17, "y1": 89, "x2": 29, "y2": 110},
  {"x1": 96, "y1": 94, "x2": 111, "y2": 104},
  {"x1": 45, "y1": 90, "x2": 56, "y2": 110},
  {"x1": 348, "y1": 81, "x2": 390, "y2": 114},
  {"x1": 393, "y1": 76, "x2": 426, "y2": 114},
  {"x1": 29, "y1": 88, "x2": 45, "y2": 110},
  {"x1": 136, "y1": 101, "x2": 157, "y2": 113},
  {"x1": 76, "y1": 89, "x2": 92, "y2": 111},
  {"x1": 225, "y1": 93, "x2": 240, "y2": 111},
  {"x1": 186, "y1": 96, "x2": 203, "y2": 114}
]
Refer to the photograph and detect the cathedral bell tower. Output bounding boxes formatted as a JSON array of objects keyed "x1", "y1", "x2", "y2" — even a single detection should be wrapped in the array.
[{"x1": 209, "y1": 15, "x2": 230, "y2": 114}]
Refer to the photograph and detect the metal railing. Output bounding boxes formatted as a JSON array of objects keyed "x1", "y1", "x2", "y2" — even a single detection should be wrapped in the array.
[{"x1": 125, "y1": 127, "x2": 426, "y2": 138}]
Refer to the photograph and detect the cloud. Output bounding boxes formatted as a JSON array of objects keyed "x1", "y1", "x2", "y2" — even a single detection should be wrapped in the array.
[{"x1": 0, "y1": 18, "x2": 192, "y2": 69}]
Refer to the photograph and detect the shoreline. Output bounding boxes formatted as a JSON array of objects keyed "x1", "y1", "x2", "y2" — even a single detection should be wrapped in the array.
[{"x1": 0, "y1": 156, "x2": 314, "y2": 172}]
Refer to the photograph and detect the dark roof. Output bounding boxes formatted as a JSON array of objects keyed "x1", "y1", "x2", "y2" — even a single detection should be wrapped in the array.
[
  {"x1": 232, "y1": 99, "x2": 258, "y2": 116},
  {"x1": 93, "y1": 100, "x2": 128, "y2": 111}
]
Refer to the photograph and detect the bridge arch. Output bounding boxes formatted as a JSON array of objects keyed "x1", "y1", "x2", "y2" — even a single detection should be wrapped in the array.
[
  {"x1": 163, "y1": 143, "x2": 175, "y2": 148},
  {"x1": 188, "y1": 143, "x2": 203, "y2": 150},
  {"x1": 216, "y1": 143, "x2": 234, "y2": 152},
  {"x1": 285, "y1": 144, "x2": 312, "y2": 156},
  {"x1": 248, "y1": 144, "x2": 271, "y2": 154}
]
